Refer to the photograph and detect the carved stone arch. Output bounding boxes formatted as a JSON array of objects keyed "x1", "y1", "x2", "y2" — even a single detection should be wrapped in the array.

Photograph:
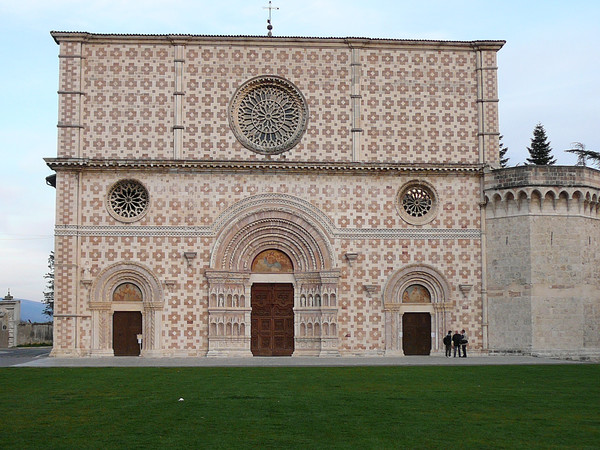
[
  {"x1": 382, "y1": 264, "x2": 451, "y2": 356},
  {"x1": 89, "y1": 262, "x2": 164, "y2": 357},
  {"x1": 92, "y1": 262, "x2": 162, "y2": 305},
  {"x1": 583, "y1": 191, "x2": 593, "y2": 215},
  {"x1": 210, "y1": 194, "x2": 336, "y2": 272},
  {"x1": 383, "y1": 264, "x2": 450, "y2": 306},
  {"x1": 543, "y1": 189, "x2": 556, "y2": 211},
  {"x1": 592, "y1": 193, "x2": 600, "y2": 216},
  {"x1": 206, "y1": 194, "x2": 340, "y2": 357}
]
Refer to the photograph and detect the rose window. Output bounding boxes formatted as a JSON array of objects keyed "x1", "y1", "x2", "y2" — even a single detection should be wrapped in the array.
[
  {"x1": 229, "y1": 76, "x2": 308, "y2": 155},
  {"x1": 396, "y1": 182, "x2": 438, "y2": 225},
  {"x1": 402, "y1": 187, "x2": 433, "y2": 217},
  {"x1": 107, "y1": 180, "x2": 149, "y2": 222}
]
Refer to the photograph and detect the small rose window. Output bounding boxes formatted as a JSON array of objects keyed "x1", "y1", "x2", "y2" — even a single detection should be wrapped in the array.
[
  {"x1": 396, "y1": 181, "x2": 438, "y2": 225},
  {"x1": 107, "y1": 179, "x2": 149, "y2": 222}
]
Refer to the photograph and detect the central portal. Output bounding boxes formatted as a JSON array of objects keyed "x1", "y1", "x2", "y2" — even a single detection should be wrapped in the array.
[{"x1": 251, "y1": 283, "x2": 294, "y2": 356}]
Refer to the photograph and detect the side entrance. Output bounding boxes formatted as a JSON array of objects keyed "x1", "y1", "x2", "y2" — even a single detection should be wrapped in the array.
[
  {"x1": 251, "y1": 283, "x2": 294, "y2": 356},
  {"x1": 113, "y1": 311, "x2": 142, "y2": 356},
  {"x1": 402, "y1": 312, "x2": 431, "y2": 355}
]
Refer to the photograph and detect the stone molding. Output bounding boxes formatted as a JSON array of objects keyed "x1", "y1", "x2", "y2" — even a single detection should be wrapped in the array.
[
  {"x1": 45, "y1": 157, "x2": 483, "y2": 174},
  {"x1": 55, "y1": 223, "x2": 481, "y2": 240},
  {"x1": 395, "y1": 179, "x2": 439, "y2": 226}
]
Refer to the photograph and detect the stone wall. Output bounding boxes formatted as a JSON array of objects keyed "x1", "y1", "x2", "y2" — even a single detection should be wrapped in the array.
[
  {"x1": 17, "y1": 323, "x2": 53, "y2": 346},
  {"x1": 485, "y1": 166, "x2": 600, "y2": 359}
]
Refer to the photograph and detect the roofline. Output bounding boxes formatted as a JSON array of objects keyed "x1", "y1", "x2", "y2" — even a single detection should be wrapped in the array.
[{"x1": 50, "y1": 31, "x2": 505, "y2": 51}]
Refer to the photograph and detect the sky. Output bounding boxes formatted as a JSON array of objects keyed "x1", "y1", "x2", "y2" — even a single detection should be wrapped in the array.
[{"x1": 0, "y1": 0, "x2": 599, "y2": 302}]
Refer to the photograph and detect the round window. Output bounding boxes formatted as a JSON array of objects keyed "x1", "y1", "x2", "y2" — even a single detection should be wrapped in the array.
[
  {"x1": 107, "y1": 179, "x2": 149, "y2": 222},
  {"x1": 396, "y1": 181, "x2": 438, "y2": 225},
  {"x1": 229, "y1": 76, "x2": 308, "y2": 155}
]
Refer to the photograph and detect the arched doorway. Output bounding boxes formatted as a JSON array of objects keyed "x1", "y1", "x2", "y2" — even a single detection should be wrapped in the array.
[
  {"x1": 89, "y1": 262, "x2": 164, "y2": 357},
  {"x1": 401, "y1": 284, "x2": 432, "y2": 355},
  {"x1": 112, "y1": 283, "x2": 143, "y2": 356},
  {"x1": 250, "y1": 250, "x2": 295, "y2": 356},
  {"x1": 382, "y1": 265, "x2": 451, "y2": 356},
  {"x1": 206, "y1": 195, "x2": 341, "y2": 357}
]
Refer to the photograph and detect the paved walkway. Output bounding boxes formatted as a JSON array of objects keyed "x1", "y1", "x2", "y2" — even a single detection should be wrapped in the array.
[{"x1": 14, "y1": 353, "x2": 588, "y2": 368}]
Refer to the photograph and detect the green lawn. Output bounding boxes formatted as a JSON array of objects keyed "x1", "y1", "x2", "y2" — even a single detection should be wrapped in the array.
[{"x1": 1, "y1": 365, "x2": 599, "y2": 449}]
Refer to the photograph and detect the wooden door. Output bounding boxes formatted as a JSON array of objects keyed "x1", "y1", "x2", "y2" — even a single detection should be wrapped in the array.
[
  {"x1": 251, "y1": 283, "x2": 294, "y2": 356},
  {"x1": 402, "y1": 312, "x2": 431, "y2": 355},
  {"x1": 113, "y1": 311, "x2": 142, "y2": 356}
]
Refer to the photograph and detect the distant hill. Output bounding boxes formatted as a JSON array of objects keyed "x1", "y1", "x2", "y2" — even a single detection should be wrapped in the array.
[{"x1": 14, "y1": 299, "x2": 51, "y2": 323}]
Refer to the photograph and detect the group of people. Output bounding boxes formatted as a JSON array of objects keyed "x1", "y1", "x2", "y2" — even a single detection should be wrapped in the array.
[{"x1": 443, "y1": 330, "x2": 468, "y2": 357}]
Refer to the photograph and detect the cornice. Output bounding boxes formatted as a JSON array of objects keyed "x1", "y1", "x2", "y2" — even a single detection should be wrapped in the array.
[
  {"x1": 44, "y1": 158, "x2": 484, "y2": 175},
  {"x1": 50, "y1": 31, "x2": 505, "y2": 51}
]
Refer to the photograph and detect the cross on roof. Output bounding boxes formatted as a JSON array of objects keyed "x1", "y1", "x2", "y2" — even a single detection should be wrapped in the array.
[{"x1": 263, "y1": 1, "x2": 279, "y2": 37}]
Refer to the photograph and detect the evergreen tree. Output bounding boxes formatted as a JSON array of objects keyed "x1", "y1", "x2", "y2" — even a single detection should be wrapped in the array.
[
  {"x1": 499, "y1": 134, "x2": 509, "y2": 168},
  {"x1": 526, "y1": 123, "x2": 556, "y2": 165},
  {"x1": 566, "y1": 142, "x2": 600, "y2": 168},
  {"x1": 43, "y1": 251, "x2": 54, "y2": 318}
]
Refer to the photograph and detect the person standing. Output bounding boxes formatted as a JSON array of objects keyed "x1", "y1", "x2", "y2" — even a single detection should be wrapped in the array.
[
  {"x1": 452, "y1": 330, "x2": 462, "y2": 357},
  {"x1": 460, "y1": 329, "x2": 468, "y2": 358},
  {"x1": 443, "y1": 331, "x2": 452, "y2": 357}
]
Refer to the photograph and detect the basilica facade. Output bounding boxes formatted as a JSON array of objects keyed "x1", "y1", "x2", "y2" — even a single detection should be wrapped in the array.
[{"x1": 46, "y1": 32, "x2": 599, "y2": 359}]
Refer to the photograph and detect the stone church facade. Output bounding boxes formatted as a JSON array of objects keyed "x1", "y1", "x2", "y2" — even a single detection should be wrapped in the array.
[{"x1": 46, "y1": 32, "x2": 599, "y2": 359}]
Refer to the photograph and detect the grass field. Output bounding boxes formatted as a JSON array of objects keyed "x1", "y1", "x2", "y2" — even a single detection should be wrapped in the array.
[{"x1": 1, "y1": 364, "x2": 599, "y2": 448}]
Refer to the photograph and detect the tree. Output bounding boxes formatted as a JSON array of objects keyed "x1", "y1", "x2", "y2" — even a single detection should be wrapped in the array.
[
  {"x1": 526, "y1": 123, "x2": 556, "y2": 165},
  {"x1": 43, "y1": 251, "x2": 54, "y2": 318},
  {"x1": 565, "y1": 142, "x2": 600, "y2": 168},
  {"x1": 499, "y1": 134, "x2": 509, "y2": 168}
]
